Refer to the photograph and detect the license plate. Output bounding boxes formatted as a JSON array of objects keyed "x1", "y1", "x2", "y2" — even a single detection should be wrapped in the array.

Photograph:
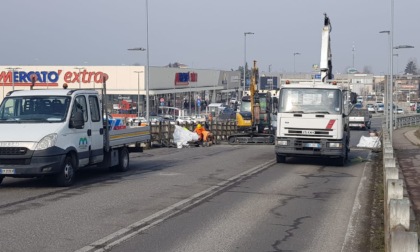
[
  {"x1": 0, "y1": 169, "x2": 15, "y2": 175},
  {"x1": 304, "y1": 143, "x2": 321, "y2": 148},
  {"x1": 302, "y1": 130, "x2": 315, "y2": 135}
]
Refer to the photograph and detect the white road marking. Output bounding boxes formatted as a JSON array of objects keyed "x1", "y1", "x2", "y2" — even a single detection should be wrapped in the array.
[
  {"x1": 340, "y1": 151, "x2": 372, "y2": 252},
  {"x1": 75, "y1": 159, "x2": 276, "y2": 252}
]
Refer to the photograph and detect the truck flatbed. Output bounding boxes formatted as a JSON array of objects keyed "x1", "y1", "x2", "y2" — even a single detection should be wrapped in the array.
[{"x1": 109, "y1": 126, "x2": 151, "y2": 147}]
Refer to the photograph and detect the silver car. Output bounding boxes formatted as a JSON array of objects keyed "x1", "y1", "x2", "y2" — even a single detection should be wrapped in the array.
[
  {"x1": 366, "y1": 104, "x2": 375, "y2": 113},
  {"x1": 376, "y1": 104, "x2": 384, "y2": 113}
]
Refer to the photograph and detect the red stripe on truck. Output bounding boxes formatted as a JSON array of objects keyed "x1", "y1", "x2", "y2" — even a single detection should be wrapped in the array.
[{"x1": 326, "y1": 120, "x2": 336, "y2": 129}]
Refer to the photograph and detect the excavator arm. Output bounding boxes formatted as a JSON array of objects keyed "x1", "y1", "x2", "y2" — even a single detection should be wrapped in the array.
[{"x1": 250, "y1": 60, "x2": 259, "y2": 128}]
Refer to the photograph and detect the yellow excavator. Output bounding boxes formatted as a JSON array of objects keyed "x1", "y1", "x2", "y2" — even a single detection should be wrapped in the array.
[{"x1": 228, "y1": 61, "x2": 275, "y2": 144}]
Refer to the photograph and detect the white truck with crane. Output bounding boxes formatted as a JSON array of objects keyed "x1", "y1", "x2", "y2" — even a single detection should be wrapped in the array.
[
  {"x1": 0, "y1": 81, "x2": 150, "y2": 186},
  {"x1": 274, "y1": 14, "x2": 354, "y2": 166}
]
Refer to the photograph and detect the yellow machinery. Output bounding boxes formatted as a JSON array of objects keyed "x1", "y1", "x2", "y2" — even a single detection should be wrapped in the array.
[{"x1": 228, "y1": 61, "x2": 275, "y2": 144}]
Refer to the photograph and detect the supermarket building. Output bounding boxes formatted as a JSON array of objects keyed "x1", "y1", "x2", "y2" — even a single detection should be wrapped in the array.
[{"x1": 0, "y1": 66, "x2": 241, "y2": 116}]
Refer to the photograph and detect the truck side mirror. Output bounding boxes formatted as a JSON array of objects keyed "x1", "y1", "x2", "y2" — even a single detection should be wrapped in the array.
[{"x1": 70, "y1": 111, "x2": 84, "y2": 129}]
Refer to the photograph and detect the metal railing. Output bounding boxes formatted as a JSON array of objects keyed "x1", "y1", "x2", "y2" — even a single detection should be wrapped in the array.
[{"x1": 395, "y1": 113, "x2": 420, "y2": 128}]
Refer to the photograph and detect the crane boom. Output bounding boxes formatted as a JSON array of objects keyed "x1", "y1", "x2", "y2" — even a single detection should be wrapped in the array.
[{"x1": 320, "y1": 13, "x2": 332, "y2": 83}]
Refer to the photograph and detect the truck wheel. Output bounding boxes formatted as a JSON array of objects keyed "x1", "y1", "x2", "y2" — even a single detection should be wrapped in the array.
[
  {"x1": 55, "y1": 155, "x2": 76, "y2": 187},
  {"x1": 276, "y1": 154, "x2": 286, "y2": 163},
  {"x1": 268, "y1": 135, "x2": 275, "y2": 144},
  {"x1": 115, "y1": 147, "x2": 130, "y2": 172}
]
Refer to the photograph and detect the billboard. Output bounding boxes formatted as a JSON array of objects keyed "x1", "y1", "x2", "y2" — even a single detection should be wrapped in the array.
[{"x1": 260, "y1": 76, "x2": 278, "y2": 90}]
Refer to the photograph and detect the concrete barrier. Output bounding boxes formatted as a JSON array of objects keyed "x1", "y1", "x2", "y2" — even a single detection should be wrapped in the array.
[
  {"x1": 389, "y1": 198, "x2": 410, "y2": 231},
  {"x1": 390, "y1": 229, "x2": 418, "y2": 252},
  {"x1": 383, "y1": 158, "x2": 397, "y2": 168},
  {"x1": 382, "y1": 125, "x2": 418, "y2": 251}
]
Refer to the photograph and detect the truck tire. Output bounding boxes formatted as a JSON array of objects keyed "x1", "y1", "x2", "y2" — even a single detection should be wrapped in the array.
[
  {"x1": 55, "y1": 155, "x2": 76, "y2": 187},
  {"x1": 114, "y1": 147, "x2": 130, "y2": 172},
  {"x1": 276, "y1": 154, "x2": 286, "y2": 163}
]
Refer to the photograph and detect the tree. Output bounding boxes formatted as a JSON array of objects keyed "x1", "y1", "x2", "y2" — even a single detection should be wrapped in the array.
[{"x1": 404, "y1": 59, "x2": 418, "y2": 75}]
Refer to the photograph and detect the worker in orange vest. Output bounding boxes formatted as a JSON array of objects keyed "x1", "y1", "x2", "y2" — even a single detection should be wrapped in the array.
[{"x1": 194, "y1": 124, "x2": 213, "y2": 143}]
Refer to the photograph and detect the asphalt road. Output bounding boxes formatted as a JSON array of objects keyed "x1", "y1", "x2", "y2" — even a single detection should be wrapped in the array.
[{"x1": 0, "y1": 123, "x2": 377, "y2": 252}]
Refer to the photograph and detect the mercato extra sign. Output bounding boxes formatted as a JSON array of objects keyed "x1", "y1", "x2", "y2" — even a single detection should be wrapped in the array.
[{"x1": 0, "y1": 69, "x2": 109, "y2": 87}]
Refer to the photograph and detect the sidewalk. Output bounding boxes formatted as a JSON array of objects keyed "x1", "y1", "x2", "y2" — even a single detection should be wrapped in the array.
[{"x1": 392, "y1": 127, "x2": 420, "y2": 224}]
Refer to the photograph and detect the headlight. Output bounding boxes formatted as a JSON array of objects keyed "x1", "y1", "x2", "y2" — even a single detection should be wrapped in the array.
[
  {"x1": 277, "y1": 140, "x2": 288, "y2": 146},
  {"x1": 328, "y1": 142, "x2": 342, "y2": 148},
  {"x1": 35, "y1": 133, "x2": 58, "y2": 150}
]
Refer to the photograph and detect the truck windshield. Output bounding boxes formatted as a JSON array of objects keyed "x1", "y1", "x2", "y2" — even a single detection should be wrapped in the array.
[
  {"x1": 0, "y1": 96, "x2": 70, "y2": 123},
  {"x1": 278, "y1": 88, "x2": 342, "y2": 114}
]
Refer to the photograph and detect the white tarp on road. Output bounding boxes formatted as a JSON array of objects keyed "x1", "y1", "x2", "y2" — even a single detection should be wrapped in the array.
[
  {"x1": 357, "y1": 136, "x2": 381, "y2": 148},
  {"x1": 173, "y1": 125, "x2": 199, "y2": 148}
]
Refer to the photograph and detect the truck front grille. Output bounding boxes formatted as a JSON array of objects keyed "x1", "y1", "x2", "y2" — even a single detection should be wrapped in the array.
[
  {"x1": 285, "y1": 128, "x2": 332, "y2": 137},
  {"x1": 0, "y1": 147, "x2": 28, "y2": 155},
  {"x1": 0, "y1": 158, "x2": 31, "y2": 165}
]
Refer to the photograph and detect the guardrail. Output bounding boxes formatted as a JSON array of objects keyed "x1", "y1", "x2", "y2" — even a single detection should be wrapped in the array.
[
  {"x1": 395, "y1": 113, "x2": 420, "y2": 128},
  {"x1": 382, "y1": 113, "x2": 420, "y2": 251}
]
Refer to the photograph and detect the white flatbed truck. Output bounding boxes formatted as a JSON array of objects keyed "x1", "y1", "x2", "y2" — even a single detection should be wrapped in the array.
[{"x1": 0, "y1": 87, "x2": 150, "y2": 186}]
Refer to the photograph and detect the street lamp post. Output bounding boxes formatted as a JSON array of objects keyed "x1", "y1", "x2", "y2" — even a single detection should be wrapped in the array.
[
  {"x1": 134, "y1": 71, "x2": 144, "y2": 117},
  {"x1": 243, "y1": 32, "x2": 254, "y2": 97},
  {"x1": 379, "y1": 30, "x2": 391, "y2": 133},
  {"x1": 128, "y1": 0, "x2": 150, "y2": 121},
  {"x1": 293, "y1": 52, "x2": 301, "y2": 73},
  {"x1": 128, "y1": 47, "x2": 146, "y2": 119},
  {"x1": 389, "y1": 0, "x2": 395, "y2": 141},
  {"x1": 6, "y1": 67, "x2": 21, "y2": 91},
  {"x1": 393, "y1": 53, "x2": 399, "y2": 75},
  {"x1": 393, "y1": 44, "x2": 414, "y2": 127}
]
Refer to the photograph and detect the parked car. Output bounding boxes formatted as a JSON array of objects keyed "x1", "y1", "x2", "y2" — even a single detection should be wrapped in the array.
[
  {"x1": 149, "y1": 116, "x2": 165, "y2": 125},
  {"x1": 375, "y1": 102, "x2": 384, "y2": 108},
  {"x1": 377, "y1": 104, "x2": 384, "y2": 113},
  {"x1": 366, "y1": 103, "x2": 375, "y2": 113},
  {"x1": 176, "y1": 116, "x2": 194, "y2": 124},
  {"x1": 128, "y1": 116, "x2": 147, "y2": 125},
  {"x1": 218, "y1": 108, "x2": 236, "y2": 120},
  {"x1": 191, "y1": 114, "x2": 206, "y2": 123},
  {"x1": 353, "y1": 103, "x2": 363, "y2": 109},
  {"x1": 395, "y1": 108, "x2": 404, "y2": 114}
]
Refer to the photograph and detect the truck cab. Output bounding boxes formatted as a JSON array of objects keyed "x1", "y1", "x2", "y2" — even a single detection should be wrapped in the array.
[{"x1": 275, "y1": 82, "x2": 351, "y2": 165}]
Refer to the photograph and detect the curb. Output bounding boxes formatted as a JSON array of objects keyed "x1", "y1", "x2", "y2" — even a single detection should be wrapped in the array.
[{"x1": 403, "y1": 129, "x2": 420, "y2": 146}]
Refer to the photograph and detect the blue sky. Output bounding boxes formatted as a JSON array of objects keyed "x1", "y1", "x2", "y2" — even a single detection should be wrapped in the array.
[{"x1": 1, "y1": 0, "x2": 418, "y2": 75}]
